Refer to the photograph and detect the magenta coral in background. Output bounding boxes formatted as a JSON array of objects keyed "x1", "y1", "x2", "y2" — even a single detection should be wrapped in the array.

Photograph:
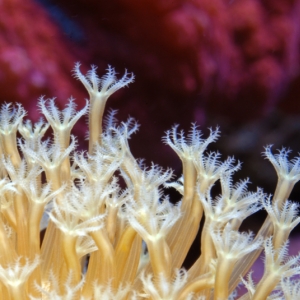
[
  {"x1": 0, "y1": 0, "x2": 86, "y2": 121},
  {"x1": 2, "y1": 0, "x2": 300, "y2": 122},
  {"x1": 52, "y1": 0, "x2": 300, "y2": 120}
]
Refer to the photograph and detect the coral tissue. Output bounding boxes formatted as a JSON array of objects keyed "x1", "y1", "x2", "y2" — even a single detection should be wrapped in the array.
[{"x1": 0, "y1": 64, "x2": 299, "y2": 299}]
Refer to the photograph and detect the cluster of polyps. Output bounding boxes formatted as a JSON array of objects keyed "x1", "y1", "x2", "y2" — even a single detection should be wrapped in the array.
[{"x1": 0, "y1": 63, "x2": 299, "y2": 300}]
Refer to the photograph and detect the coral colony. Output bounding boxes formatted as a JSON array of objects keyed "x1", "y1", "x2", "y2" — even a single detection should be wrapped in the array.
[{"x1": 0, "y1": 63, "x2": 300, "y2": 300}]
